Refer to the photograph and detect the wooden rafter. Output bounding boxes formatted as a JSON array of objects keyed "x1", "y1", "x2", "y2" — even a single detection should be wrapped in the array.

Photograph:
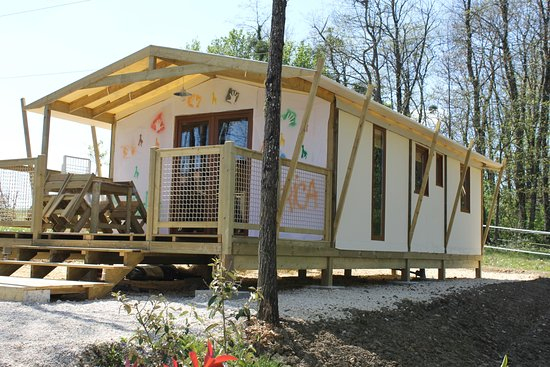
[
  {"x1": 50, "y1": 100, "x2": 115, "y2": 124},
  {"x1": 408, "y1": 121, "x2": 441, "y2": 247},
  {"x1": 277, "y1": 57, "x2": 325, "y2": 230},
  {"x1": 91, "y1": 76, "x2": 181, "y2": 118},
  {"x1": 68, "y1": 60, "x2": 176, "y2": 113},
  {"x1": 332, "y1": 85, "x2": 374, "y2": 239},
  {"x1": 88, "y1": 64, "x2": 225, "y2": 88},
  {"x1": 445, "y1": 139, "x2": 475, "y2": 249},
  {"x1": 26, "y1": 46, "x2": 151, "y2": 110}
]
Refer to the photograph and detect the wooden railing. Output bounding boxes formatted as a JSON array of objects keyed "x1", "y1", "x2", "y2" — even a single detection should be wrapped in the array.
[
  {"x1": 147, "y1": 142, "x2": 331, "y2": 243},
  {"x1": 0, "y1": 155, "x2": 46, "y2": 239}
]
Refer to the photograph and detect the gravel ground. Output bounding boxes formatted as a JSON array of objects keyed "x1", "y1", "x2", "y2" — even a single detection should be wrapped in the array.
[{"x1": 0, "y1": 268, "x2": 542, "y2": 367}]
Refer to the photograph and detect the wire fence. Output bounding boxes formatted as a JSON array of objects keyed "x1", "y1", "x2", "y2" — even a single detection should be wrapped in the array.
[
  {"x1": 484, "y1": 225, "x2": 550, "y2": 257},
  {"x1": 152, "y1": 144, "x2": 329, "y2": 237},
  {"x1": 0, "y1": 159, "x2": 36, "y2": 228}
]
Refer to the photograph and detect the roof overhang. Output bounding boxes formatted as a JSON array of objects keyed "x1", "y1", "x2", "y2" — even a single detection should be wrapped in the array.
[{"x1": 25, "y1": 45, "x2": 502, "y2": 171}]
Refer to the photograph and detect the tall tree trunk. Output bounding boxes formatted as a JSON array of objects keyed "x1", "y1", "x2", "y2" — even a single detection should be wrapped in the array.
[
  {"x1": 464, "y1": 0, "x2": 485, "y2": 156},
  {"x1": 539, "y1": 0, "x2": 550, "y2": 231},
  {"x1": 258, "y1": 0, "x2": 286, "y2": 325},
  {"x1": 499, "y1": 0, "x2": 527, "y2": 227}
]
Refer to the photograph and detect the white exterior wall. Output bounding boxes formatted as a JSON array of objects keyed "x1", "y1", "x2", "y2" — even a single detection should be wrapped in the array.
[
  {"x1": 410, "y1": 143, "x2": 445, "y2": 253},
  {"x1": 446, "y1": 158, "x2": 482, "y2": 255},
  {"x1": 112, "y1": 78, "x2": 330, "y2": 206},
  {"x1": 335, "y1": 111, "x2": 408, "y2": 252}
]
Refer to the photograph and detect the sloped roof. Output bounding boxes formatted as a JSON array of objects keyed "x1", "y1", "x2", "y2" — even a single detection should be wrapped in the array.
[{"x1": 26, "y1": 45, "x2": 501, "y2": 170}]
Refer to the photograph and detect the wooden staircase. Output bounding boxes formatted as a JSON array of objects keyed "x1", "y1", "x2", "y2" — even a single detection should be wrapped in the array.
[{"x1": 0, "y1": 244, "x2": 144, "y2": 301}]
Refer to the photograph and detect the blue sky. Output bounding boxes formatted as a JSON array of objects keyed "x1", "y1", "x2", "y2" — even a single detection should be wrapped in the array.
[{"x1": 0, "y1": 0, "x2": 330, "y2": 168}]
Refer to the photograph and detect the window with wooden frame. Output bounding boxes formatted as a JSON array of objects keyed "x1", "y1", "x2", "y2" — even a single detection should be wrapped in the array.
[
  {"x1": 414, "y1": 144, "x2": 429, "y2": 196},
  {"x1": 371, "y1": 126, "x2": 386, "y2": 241},
  {"x1": 460, "y1": 164, "x2": 471, "y2": 213},
  {"x1": 436, "y1": 153, "x2": 444, "y2": 187}
]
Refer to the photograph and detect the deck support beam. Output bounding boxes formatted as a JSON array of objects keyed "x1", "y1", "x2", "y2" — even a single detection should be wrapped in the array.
[
  {"x1": 333, "y1": 85, "x2": 374, "y2": 238},
  {"x1": 481, "y1": 159, "x2": 507, "y2": 249},
  {"x1": 146, "y1": 147, "x2": 159, "y2": 241},
  {"x1": 408, "y1": 121, "x2": 440, "y2": 248},
  {"x1": 277, "y1": 57, "x2": 324, "y2": 231},
  {"x1": 445, "y1": 140, "x2": 474, "y2": 249}
]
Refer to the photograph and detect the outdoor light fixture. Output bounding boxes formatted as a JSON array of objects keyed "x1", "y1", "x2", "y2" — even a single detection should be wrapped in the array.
[{"x1": 174, "y1": 75, "x2": 192, "y2": 97}]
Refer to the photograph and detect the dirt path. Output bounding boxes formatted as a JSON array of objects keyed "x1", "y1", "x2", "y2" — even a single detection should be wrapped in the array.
[{"x1": 253, "y1": 277, "x2": 550, "y2": 366}]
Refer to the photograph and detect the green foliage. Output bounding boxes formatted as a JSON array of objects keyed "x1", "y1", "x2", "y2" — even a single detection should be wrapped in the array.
[
  {"x1": 113, "y1": 292, "x2": 200, "y2": 365},
  {"x1": 483, "y1": 248, "x2": 550, "y2": 272},
  {"x1": 207, "y1": 29, "x2": 260, "y2": 60},
  {"x1": 76, "y1": 341, "x2": 129, "y2": 367},
  {"x1": 206, "y1": 258, "x2": 263, "y2": 354},
  {"x1": 500, "y1": 354, "x2": 508, "y2": 367}
]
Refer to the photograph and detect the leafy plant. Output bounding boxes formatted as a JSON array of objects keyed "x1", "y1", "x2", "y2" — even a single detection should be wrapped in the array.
[
  {"x1": 206, "y1": 258, "x2": 262, "y2": 352},
  {"x1": 500, "y1": 354, "x2": 508, "y2": 367},
  {"x1": 114, "y1": 292, "x2": 198, "y2": 365}
]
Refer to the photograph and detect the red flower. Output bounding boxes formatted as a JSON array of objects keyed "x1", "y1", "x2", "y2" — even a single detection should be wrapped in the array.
[{"x1": 189, "y1": 341, "x2": 238, "y2": 367}]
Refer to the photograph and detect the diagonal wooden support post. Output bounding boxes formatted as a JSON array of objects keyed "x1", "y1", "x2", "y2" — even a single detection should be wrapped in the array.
[
  {"x1": 481, "y1": 159, "x2": 507, "y2": 250},
  {"x1": 277, "y1": 57, "x2": 325, "y2": 230},
  {"x1": 408, "y1": 121, "x2": 441, "y2": 248},
  {"x1": 445, "y1": 139, "x2": 475, "y2": 249},
  {"x1": 20, "y1": 98, "x2": 32, "y2": 158},
  {"x1": 332, "y1": 85, "x2": 375, "y2": 239}
]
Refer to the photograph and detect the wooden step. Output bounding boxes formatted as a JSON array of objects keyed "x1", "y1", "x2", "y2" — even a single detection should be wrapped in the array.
[
  {"x1": 0, "y1": 260, "x2": 131, "y2": 270},
  {"x1": 0, "y1": 276, "x2": 113, "y2": 302},
  {"x1": 3, "y1": 244, "x2": 143, "y2": 253}
]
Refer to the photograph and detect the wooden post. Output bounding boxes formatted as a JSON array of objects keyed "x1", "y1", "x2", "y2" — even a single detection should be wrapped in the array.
[
  {"x1": 333, "y1": 85, "x2": 374, "y2": 238},
  {"x1": 219, "y1": 142, "x2": 236, "y2": 269},
  {"x1": 31, "y1": 155, "x2": 47, "y2": 240},
  {"x1": 321, "y1": 257, "x2": 333, "y2": 286},
  {"x1": 20, "y1": 98, "x2": 32, "y2": 158},
  {"x1": 41, "y1": 105, "x2": 51, "y2": 158},
  {"x1": 438, "y1": 260, "x2": 446, "y2": 280},
  {"x1": 325, "y1": 99, "x2": 337, "y2": 243},
  {"x1": 481, "y1": 159, "x2": 506, "y2": 250},
  {"x1": 90, "y1": 181, "x2": 101, "y2": 233},
  {"x1": 146, "y1": 147, "x2": 159, "y2": 242},
  {"x1": 277, "y1": 57, "x2": 325, "y2": 229},
  {"x1": 298, "y1": 269, "x2": 307, "y2": 279},
  {"x1": 91, "y1": 126, "x2": 102, "y2": 177},
  {"x1": 445, "y1": 140, "x2": 474, "y2": 248},
  {"x1": 408, "y1": 121, "x2": 441, "y2": 246},
  {"x1": 109, "y1": 122, "x2": 117, "y2": 179},
  {"x1": 401, "y1": 259, "x2": 411, "y2": 282}
]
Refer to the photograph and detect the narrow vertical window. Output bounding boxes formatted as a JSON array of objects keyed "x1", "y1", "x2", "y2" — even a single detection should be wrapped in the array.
[
  {"x1": 371, "y1": 126, "x2": 386, "y2": 241},
  {"x1": 415, "y1": 145, "x2": 429, "y2": 196},
  {"x1": 436, "y1": 153, "x2": 444, "y2": 187},
  {"x1": 460, "y1": 164, "x2": 471, "y2": 213}
]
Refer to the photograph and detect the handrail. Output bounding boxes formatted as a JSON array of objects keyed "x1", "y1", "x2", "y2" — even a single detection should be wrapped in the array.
[{"x1": 483, "y1": 225, "x2": 550, "y2": 236}]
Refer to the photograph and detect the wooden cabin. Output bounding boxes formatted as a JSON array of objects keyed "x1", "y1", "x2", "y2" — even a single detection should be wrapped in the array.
[{"x1": 0, "y1": 46, "x2": 504, "y2": 301}]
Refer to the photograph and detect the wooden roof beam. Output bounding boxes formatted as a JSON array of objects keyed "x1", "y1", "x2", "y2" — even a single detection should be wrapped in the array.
[
  {"x1": 26, "y1": 46, "x2": 152, "y2": 110},
  {"x1": 50, "y1": 100, "x2": 115, "y2": 124},
  {"x1": 91, "y1": 76, "x2": 181, "y2": 118},
  {"x1": 88, "y1": 64, "x2": 225, "y2": 88},
  {"x1": 68, "y1": 60, "x2": 178, "y2": 113}
]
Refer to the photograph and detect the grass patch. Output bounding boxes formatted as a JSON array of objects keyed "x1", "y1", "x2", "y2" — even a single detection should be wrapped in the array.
[{"x1": 483, "y1": 247, "x2": 550, "y2": 273}]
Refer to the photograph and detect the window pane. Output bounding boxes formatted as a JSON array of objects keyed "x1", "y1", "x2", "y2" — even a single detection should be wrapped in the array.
[
  {"x1": 460, "y1": 164, "x2": 471, "y2": 213},
  {"x1": 372, "y1": 127, "x2": 385, "y2": 240},
  {"x1": 415, "y1": 145, "x2": 429, "y2": 196},
  {"x1": 436, "y1": 153, "x2": 443, "y2": 187},
  {"x1": 218, "y1": 119, "x2": 248, "y2": 147}
]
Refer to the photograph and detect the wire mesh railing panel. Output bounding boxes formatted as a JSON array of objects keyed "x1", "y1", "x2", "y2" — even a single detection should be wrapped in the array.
[
  {"x1": 0, "y1": 162, "x2": 35, "y2": 226},
  {"x1": 234, "y1": 155, "x2": 263, "y2": 227},
  {"x1": 158, "y1": 153, "x2": 221, "y2": 225},
  {"x1": 279, "y1": 165, "x2": 327, "y2": 232},
  {"x1": 62, "y1": 155, "x2": 91, "y2": 174}
]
